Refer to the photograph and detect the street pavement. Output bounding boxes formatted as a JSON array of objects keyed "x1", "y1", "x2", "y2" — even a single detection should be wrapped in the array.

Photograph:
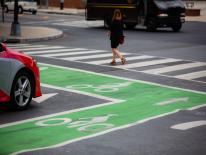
[
  {"x1": 1, "y1": 6, "x2": 206, "y2": 43},
  {"x1": 1, "y1": 6, "x2": 206, "y2": 155}
]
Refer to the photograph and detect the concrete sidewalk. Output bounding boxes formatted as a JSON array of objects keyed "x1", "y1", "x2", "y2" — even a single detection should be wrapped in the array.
[
  {"x1": 0, "y1": 22, "x2": 63, "y2": 43},
  {"x1": 38, "y1": 7, "x2": 85, "y2": 16}
]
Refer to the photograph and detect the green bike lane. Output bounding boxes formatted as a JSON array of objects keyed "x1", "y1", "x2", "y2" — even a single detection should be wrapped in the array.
[{"x1": 0, "y1": 63, "x2": 206, "y2": 155}]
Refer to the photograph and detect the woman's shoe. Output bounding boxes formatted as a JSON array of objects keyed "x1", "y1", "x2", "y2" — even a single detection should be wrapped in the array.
[
  {"x1": 121, "y1": 57, "x2": 126, "y2": 65},
  {"x1": 110, "y1": 60, "x2": 116, "y2": 65}
]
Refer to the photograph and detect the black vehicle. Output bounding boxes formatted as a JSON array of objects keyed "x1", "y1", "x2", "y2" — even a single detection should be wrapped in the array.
[{"x1": 86, "y1": 0, "x2": 186, "y2": 32}]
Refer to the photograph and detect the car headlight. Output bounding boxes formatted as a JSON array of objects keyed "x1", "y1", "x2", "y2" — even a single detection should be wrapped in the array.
[{"x1": 158, "y1": 13, "x2": 168, "y2": 17}]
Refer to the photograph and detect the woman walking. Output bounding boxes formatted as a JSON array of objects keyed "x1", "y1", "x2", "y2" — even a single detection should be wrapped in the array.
[{"x1": 109, "y1": 9, "x2": 126, "y2": 65}]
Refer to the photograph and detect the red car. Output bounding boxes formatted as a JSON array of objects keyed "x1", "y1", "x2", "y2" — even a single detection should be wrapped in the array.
[{"x1": 0, "y1": 43, "x2": 42, "y2": 110}]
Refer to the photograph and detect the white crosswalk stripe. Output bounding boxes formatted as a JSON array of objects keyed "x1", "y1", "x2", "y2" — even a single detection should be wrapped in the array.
[
  {"x1": 88, "y1": 55, "x2": 155, "y2": 65},
  {"x1": 40, "y1": 50, "x2": 107, "y2": 57},
  {"x1": 144, "y1": 62, "x2": 206, "y2": 74},
  {"x1": 52, "y1": 20, "x2": 104, "y2": 28},
  {"x1": 7, "y1": 44, "x2": 206, "y2": 83},
  {"x1": 13, "y1": 46, "x2": 65, "y2": 51},
  {"x1": 24, "y1": 48, "x2": 87, "y2": 55},
  {"x1": 119, "y1": 58, "x2": 181, "y2": 69},
  {"x1": 63, "y1": 53, "x2": 130, "y2": 61},
  {"x1": 175, "y1": 70, "x2": 206, "y2": 80}
]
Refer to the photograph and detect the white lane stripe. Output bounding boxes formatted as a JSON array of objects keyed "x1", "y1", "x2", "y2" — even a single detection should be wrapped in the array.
[
  {"x1": 7, "y1": 45, "x2": 48, "y2": 49},
  {"x1": 88, "y1": 55, "x2": 154, "y2": 65},
  {"x1": 40, "y1": 50, "x2": 107, "y2": 57},
  {"x1": 171, "y1": 120, "x2": 206, "y2": 130},
  {"x1": 63, "y1": 53, "x2": 130, "y2": 61},
  {"x1": 24, "y1": 48, "x2": 87, "y2": 55},
  {"x1": 53, "y1": 22, "x2": 89, "y2": 28},
  {"x1": 119, "y1": 58, "x2": 181, "y2": 69},
  {"x1": 14, "y1": 46, "x2": 65, "y2": 51},
  {"x1": 175, "y1": 70, "x2": 206, "y2": 80},
  {"x1": 7, "y1": 44, "x2": 30, "y2": 47},
  {"x1": 144, "y1": 62, "x2": 206, "y2": 74}
]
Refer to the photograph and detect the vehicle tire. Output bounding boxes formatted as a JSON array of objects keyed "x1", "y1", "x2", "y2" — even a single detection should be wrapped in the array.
[
  {"x1": 32, "y1": 10, "x2": 37, "y2": 15},
  {"x1": 104, "y1": 16, "x2": 111, "y2": 29},
  {"x1": 4, "y1": 5, "x2": 9, "y2": 13},
  {"x1": 171, "y1": 23, "x2": 182, "y2": 32},
  {"x1": 10, "y1": 71, "x2": 34, "y2": 110},
  {"x1": 146, "y1": 18, "x2": 157, "y2": 32},
  {"x1": 18, "y1": 6, "x2": 23, "y2": 14},
  {"x1": 125, "y1": 23, "x2": 137, "y2": 29}
]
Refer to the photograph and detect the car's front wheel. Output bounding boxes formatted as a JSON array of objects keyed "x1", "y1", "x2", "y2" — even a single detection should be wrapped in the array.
[
  {"x1": 4, "y1": 5, "x2": 9, "y2": 13},
  {"x1": 171, "y1": 22, "x2": 182, "y2": 32},
  {"x1": 10, "y1": 71, "x2": 34, "y2": 110},
  {"x1": 18, "y1": 6, "x2": 23, "y2": 14}
]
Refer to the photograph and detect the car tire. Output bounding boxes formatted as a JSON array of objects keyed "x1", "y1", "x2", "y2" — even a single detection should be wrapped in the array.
[
  {"x1": 18, "y1": 6, "x2": 23, "y2": 14},
  {"x1": 32, "y1": 10, "x2": 37, "y2": 15},
  {"x1": 171, "y1": 23, "x2": 182, "y2": 32},
  {"x1": 10, "y1": 71, "x2": 34, "y2": 110},
  {"x1": 146, "y1": 17, "x2": 157, "y2": 32},
  {"x1": 4, "y1": 5, "x2": 9, "y2": 13},
  {"x1": 104, "y1": 16, "x2": 111, "y2": 29},
  {"x1": 125, "y1": 23, "x2": 137, "y2": 29}
]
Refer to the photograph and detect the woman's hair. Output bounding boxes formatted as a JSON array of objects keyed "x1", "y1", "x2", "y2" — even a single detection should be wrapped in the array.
[{"x1": 112, "y1": 9, "x2": 122, "y2": 21}]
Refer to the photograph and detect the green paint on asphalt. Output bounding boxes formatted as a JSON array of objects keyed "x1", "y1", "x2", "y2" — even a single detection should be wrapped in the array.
[{"x1": 0, "y1": 64, "x2": 206, "y2": 155}]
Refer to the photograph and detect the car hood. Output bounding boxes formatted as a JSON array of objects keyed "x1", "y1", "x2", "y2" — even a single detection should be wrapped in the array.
[{"x1": 154, "y1": 0, "x2": 185, "y2": 11}]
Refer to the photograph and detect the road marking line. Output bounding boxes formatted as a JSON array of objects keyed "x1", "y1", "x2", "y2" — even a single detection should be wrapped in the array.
[
  {"x1": 6, "y1": 44, "x2": 30, "y2": 47},
  {"x1": 120, "y1": 58, "x2": 181, "y2": 69},
  {"x1": 144, "y1": 62, "x2": 206, "y2": 74},
  {"x1": 63, "y1": 53, "x2": 131, "y2": 61},
  {"x1": 33, "y1": 93, "x2": 58, "y2": 103},
  {"x1": 155, "y1": 97, "x2": 189, "y2": 106},
  {"x1": 41, "y1": 50, "x2": 107, "y2": 57},
  {"x1": 171, "y1": 120, "x2": 206, "y2": 130},
  {"x1": 7, "y1": 45, "x2": 48, "y2": 49},
  {"x1": 14, "y1": 46, "x2": 65, "y2": 51},
  {"x1": 175, "y1": 70, "x2": 206, "y2": 80},
  {"x1": 88, "y1": 55, "x2": 154, "y2": 65},
  {"x1": 24, "y1": 48, "x2": 87, "y2": 55}
]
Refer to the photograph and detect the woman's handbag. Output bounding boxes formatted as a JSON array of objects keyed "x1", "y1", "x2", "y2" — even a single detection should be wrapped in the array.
[{"x1": 119, "y1": 35, "x2": 125, "y2": 44}]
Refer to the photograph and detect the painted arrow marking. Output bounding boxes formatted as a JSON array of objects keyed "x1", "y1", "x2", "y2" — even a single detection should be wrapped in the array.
[
  {"x1": 33, "y1": 93, "x2": 58, "y2": 103},
  {"x1": 171, "y1": 120, "x2": 206, "y2": 130},
  {"x1": 155, "y1": 97, "x2": 189, "y2": 106}
]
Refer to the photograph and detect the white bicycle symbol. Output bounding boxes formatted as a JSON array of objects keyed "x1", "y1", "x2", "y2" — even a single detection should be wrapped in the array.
[
  {"x1": 66, "y1": 82, "x2": 133, "y2": 92},
  {"x1": 35, "y1": 114, "x2": 118, "y2": 132}
]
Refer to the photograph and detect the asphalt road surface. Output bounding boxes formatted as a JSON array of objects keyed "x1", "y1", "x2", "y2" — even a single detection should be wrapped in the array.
[{"x1": 0, "y1": 12, "x2": 206, "y2": 155}]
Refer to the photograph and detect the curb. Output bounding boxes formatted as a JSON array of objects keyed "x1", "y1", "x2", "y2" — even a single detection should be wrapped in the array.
[
  {"x1": 0, "y1": 23, "x2": 64, "y2": 43},
  {"x1": 38, "y1": 9, "x2": 85, "y2": 16},
  {"x1": 6, "y1": 31, "x2": 63, "y2": 43}
]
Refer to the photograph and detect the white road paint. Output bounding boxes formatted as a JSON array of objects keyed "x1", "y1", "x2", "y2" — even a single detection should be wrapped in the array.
[
  {"x1": 171, "y1": 120, "x2": 206, "y2": 130},
  {"x1": 88, "y1": 55, "x2": 154, "y2": 65},
  {"x1": 24, "y1": 48, "x2": 87, "y2": 55},
  {"x1": 155, "y1": 97, "x2": 189, "y2": 106},
  {"x1": 120, "y1": 58, "x2": 181, "y2": 69},
  {"x1": 14, "y1": 46, "x2": 65, "y2": 51},
  {"x1": 175, "y1": 70, "x2": 206, "y2": 80},
  {"x1": 40, "y1": 50, "x2": 107, "y2": 57},
  {"x1": 63, "y1": 53, "x2": 130, "y2": 61},
  {"x1": 32, "y1": 93, "x2": 58, "y2": 103},
  {"x1": 144, "y1": 62, "x2": 206, "y2": 74}
]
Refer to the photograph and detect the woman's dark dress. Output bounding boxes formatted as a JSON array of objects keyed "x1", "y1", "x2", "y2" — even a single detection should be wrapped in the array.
[{"x1": 110, "y1": 20, "x2": 123, "y2": 48}]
